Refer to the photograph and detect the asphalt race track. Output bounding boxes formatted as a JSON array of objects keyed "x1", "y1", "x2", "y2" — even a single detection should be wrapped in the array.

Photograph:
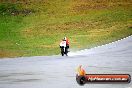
[{"x1": 0, "y1": 36, "x2": 132, "y2": 88}]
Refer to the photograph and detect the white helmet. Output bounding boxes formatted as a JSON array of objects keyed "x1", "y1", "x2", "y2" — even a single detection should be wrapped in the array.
[{"x1": 64, "y1": 37, "x2": 67, "y2": 40}]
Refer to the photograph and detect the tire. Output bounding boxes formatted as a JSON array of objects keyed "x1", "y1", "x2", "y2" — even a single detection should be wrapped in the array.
[
  {"x1": 61, "y1": 52, "x2": 64, "y2": 56},
  {"x1": 61, "y1": 47, "x2": 64, "y2": 56},
  {"x1": 76, "y1": 75, "x2": 86, "y2": 85},
  {"x1": 65, "y1": 47, "x2": 68, "y2": 56},
  {"x1": 128, "y1": 74, "x2": 131, "y2": 83}
]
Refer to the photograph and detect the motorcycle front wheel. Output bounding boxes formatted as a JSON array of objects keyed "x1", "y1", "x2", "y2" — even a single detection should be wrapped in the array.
[{"x1": 61, "y1": 48, "x2": 64, "y2": 56}]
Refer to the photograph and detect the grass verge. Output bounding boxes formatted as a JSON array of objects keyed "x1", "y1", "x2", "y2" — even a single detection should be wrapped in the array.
[{"x1": 0, "y1": 0, "x2": 132, "y2": 58}]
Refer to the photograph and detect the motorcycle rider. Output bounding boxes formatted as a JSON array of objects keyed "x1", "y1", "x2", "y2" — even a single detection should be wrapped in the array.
[
  {"x1": 59, "y1": 37, "x2": 70, "y2": 56},
  {"x1": 64, "y1": 37, "x2": 70, "y2": 50}
]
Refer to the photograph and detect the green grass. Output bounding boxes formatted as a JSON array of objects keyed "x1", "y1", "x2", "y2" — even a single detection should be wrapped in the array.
[{"x1": 0, "y1": 0, "x2": 132, "y2": 58}]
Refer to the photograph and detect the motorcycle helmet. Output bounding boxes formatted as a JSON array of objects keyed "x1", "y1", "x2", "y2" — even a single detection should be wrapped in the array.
[{"x1": 64, "y1": 37, "x2": 67, "y2": 40}]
